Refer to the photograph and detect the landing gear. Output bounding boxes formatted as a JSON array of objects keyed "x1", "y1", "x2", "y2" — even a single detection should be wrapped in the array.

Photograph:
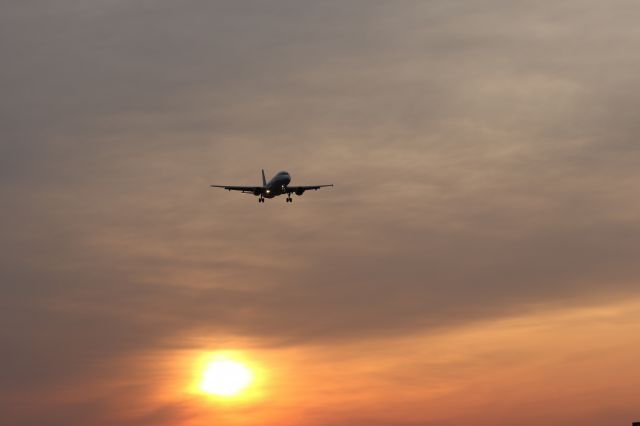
[
  {"x1": 258, "y1": 197, "x2": 264, "y2": 203},
  {"x1": 286, "y1": 195, "x2": 293, "y2": 203}
]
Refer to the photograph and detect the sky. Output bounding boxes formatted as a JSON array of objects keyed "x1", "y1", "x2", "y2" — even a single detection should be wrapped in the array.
[{"x1": 2, "y1": 1, "x2": 640, "y2": 425}]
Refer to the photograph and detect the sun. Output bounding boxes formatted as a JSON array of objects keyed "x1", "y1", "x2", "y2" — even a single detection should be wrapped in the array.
[{"x1": 200, "y1": 359, "x2": 253, "y2": 397}]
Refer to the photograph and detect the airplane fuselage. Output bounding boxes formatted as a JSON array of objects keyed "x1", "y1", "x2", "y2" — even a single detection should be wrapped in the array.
[{"x1": 264, "y1": 171, "x2": 291, "y2": 198}]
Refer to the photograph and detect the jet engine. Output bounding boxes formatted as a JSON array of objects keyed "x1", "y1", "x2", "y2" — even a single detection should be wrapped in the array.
[
  {"x1": 295, "y1": 188, "x2": 305, "y2": 196},
  {"x1": 253, "y1": 188, "x2": 262, "y2": 196}
]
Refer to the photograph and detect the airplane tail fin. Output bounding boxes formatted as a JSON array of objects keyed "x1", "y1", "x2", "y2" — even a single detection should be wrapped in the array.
[{"x1": 261, "y1": 169, "x2": 267, "y2": 187}]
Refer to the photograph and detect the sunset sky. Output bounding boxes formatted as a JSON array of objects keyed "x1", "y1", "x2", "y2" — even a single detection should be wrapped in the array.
[{"x1": 2, "y1": 1, "x2": 640, "y2": 425}]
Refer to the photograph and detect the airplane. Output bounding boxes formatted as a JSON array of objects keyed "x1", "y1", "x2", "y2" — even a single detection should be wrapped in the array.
[{"x1": 210, "y1": 170, "x2": 333, "y2": 203}]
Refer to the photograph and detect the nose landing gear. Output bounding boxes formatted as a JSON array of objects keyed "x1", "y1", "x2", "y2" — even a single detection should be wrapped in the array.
[{"x1": 286, "y1": 195, "x2": 293, "y2": 203}]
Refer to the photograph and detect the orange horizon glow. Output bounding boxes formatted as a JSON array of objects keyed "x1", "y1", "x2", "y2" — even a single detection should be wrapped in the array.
[{"x1": 124, "y1": 298, "x2": 640, "y2": 426}]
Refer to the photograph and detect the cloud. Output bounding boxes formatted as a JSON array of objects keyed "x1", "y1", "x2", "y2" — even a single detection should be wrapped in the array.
[{"x1": 2, "y1": 0, "x2": 640, "y2": 424}]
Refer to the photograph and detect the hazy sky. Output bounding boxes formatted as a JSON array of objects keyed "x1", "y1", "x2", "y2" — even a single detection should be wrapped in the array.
[{"x1": 2, "y1": 1, "x2": 640, "y2": 425}]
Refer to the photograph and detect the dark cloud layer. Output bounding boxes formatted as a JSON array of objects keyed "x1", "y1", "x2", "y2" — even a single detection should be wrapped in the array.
[{"x1": 2, "y1": 1, "x2": 640, "y2": 424}]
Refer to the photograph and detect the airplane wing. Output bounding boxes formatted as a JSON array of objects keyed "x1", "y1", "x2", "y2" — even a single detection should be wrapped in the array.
[
  {"x1": 287, "y1": 184, "x2": 334, "y2": 192},
  {"x1": 210, "y1": 185, "x2": 262, "y2": 194}
]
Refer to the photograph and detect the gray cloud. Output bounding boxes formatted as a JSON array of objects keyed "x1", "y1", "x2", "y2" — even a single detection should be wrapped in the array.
[{"x1": 2, "y1": 0, "x2": 640, "y2": 424}]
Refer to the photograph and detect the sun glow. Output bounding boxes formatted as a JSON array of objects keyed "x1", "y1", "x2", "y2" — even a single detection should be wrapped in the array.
[{"x1": 200, "y1": 359, "x2": 253, "y2": 397}]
